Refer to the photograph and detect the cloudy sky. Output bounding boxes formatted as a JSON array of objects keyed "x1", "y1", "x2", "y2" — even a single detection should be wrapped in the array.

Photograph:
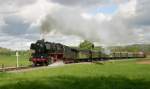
[{"x1": 0, "y1": 0, "x2": 150, "y2": 50}]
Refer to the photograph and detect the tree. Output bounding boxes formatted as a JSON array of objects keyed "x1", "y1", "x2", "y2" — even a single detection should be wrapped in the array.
[{"x1": 79, "y1": 40, "x2": 94, "y2": 50}]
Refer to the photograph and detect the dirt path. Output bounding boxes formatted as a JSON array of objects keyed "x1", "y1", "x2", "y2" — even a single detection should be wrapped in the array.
[
  {"x1": 8, "y1": 62, "x2": 92, "y2": 73},
  {"x1": 137, "y1": 60, "x2": 150, "y2": 64},
  {"x1": 8, "y1": 66, "x2": 63, "y2": 73}
]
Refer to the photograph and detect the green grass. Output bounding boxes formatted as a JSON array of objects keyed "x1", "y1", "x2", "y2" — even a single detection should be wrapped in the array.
[
  {"x1": 0, "y1": 59, "x2": 150, "y2": 89},
  {"x1": 0, "y1": 55, "x2": 31, "y2": 67}
]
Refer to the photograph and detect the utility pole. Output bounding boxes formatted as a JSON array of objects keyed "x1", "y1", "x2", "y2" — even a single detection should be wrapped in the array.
[{"x1": 16, "y1": 51, "x2": 19, "y2": 68}]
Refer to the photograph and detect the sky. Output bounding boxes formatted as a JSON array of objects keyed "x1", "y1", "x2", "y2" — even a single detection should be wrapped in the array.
[{"x1": 0, "y1": 0, "x2": 150, "y2": 50}]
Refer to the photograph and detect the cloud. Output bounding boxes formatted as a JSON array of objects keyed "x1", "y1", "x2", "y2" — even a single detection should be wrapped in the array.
[
  {"x1": 0, "y1": 0, "x2": 36, "y2": 7},
  {"x1": 1, "y1": 15, "x2": 30, "y2": 35},
  {"x1": 0, "y1": 0, "x2": 37, "y2": 14},
  {"x1": 0, "y1": 0, "x2": 150, "y2": 50},
  {"x1": 0, "y1": 32, "x2": 32, "y2": 50},
  {"x1": 132, "y1": 0, "x2": 150, "y2": 27},
  {"x1": 50, "y1": 0, "x2": 111, "y2": 7}
]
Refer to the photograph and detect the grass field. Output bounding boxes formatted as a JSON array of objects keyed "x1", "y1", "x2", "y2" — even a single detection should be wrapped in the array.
[
  {"x1": 0, "y1": 59, "x2": 150, "y2": 89},
  {"x1": 0, "y1": 55, "x2": 31, "y2": 67}
]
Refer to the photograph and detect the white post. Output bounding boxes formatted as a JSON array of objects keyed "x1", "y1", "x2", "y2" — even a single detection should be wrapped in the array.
[{"x1": 16, "y1": 51, "x2": 19, "y2": 68}]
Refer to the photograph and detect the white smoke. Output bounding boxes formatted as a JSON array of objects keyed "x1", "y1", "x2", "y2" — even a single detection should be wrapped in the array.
[
  {"x1": 40, "y1": 0, "x2": 148, "y2": 46},
  {"x1": 48, "y1": 60, "x2": 64, "y2": 67}
]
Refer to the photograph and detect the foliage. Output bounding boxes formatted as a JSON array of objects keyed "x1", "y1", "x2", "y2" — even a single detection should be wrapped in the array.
[
  {"x1": 0, "y1": 47, "x2": 13, "y2": 55},
  {"x1": 79, "y1": 40, "x2": 94, "y2": 50},
  {"x1": 109, "y1": 44, "x2": 150, "y2": 53}
]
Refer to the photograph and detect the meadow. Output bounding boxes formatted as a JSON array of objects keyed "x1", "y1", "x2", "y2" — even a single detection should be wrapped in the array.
[
  {"x1": 0, "y1": 59, "x2": 150, "y2": 89},
  {"x1": 0, "y1": 54, "x2": 31, "y2": 67}
]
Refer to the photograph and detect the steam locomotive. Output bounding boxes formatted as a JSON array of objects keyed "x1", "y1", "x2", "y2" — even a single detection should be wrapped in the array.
[
  {"x1": 30, "y1": 39, "x2": 78, "y2": 66},
  {"x1": 30, "y1": 39, "x2": 146, "y2": 66}
]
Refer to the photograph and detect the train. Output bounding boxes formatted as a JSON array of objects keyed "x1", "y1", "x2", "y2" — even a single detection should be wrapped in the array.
[{"x1": 30, "y1": 39, "x2": 146, "y2": 66}]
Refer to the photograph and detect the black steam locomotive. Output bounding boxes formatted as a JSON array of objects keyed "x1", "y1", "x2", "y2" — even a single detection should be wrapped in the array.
[
  {"x1": 30, "y1": 39, "x2": 78, "y2": 66},
  {"x1": 30, "y1": 39, "x2": 146, "y2": 66}
]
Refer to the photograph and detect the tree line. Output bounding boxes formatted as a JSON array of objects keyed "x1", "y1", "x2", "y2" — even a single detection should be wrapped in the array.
[
  {"x1": 79, "y1": 40, "x2": 150, "y2": 53},
  {"x1": 0, "y1": 41, "x2": 150, "y2": 56}
]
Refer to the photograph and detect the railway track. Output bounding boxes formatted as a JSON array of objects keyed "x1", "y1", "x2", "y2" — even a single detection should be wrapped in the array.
[
  {"x1": 0, "y1": 61, "x2": 65, "y2": 72},
  {"x1": 0, "y1": 66, "x2": 40, "y2": 72},
  {"x1": 0, "y1": 57, "x2": 146, "y2": 72}
]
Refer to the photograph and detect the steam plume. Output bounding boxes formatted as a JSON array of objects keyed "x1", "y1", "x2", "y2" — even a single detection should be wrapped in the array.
[{"x1": 40, "y1": 6, "x2": 139, "y2": 46}]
